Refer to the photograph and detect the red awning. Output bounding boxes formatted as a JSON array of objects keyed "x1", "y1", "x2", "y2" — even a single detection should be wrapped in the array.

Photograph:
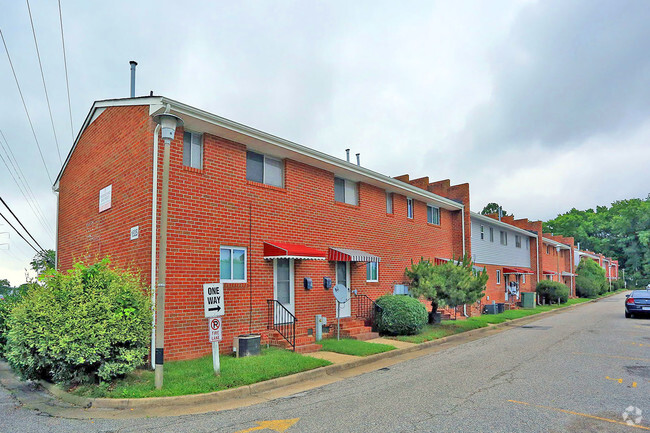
[
  {"x1": 328, "y1": 247, "x2": 381, "y2": 262},
  {"x1": 542, "y1": 270, "x2": 557, "y2": 275},
  {"x1": 263, "y1": 242, "x2": 327, "y2": 260},
  {"x1": 503, "y1": 267, "x2": 535, "y2": 275}
]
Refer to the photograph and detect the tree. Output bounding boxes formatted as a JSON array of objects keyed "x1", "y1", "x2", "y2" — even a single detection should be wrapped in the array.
[
  {"x1": 575, "y1": 258, "x2": 608, "y2": 298},
  {"x1": 30, "y1": 249, "x2": 55, "y2": 278},
  {"x1": 405, "y1": 255, "x2": 488, "y2": 322},
  {"x1": 480, "y1": 202, "x2": 509, "y2": 217},
  {"x1": 0, "y1": 279, "x2": 12, "y2": 297}
]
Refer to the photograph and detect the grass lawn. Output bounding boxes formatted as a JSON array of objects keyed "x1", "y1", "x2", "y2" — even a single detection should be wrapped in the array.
[
  {"x1": 70, "y1": 347, "x2": 331, "y2": 399},
  {"x1": 393, "y1": 297, "x2": 592, "y2": 344},
  {"x1": 319, "y1": 338, "x2": 396, "y2": 356}
]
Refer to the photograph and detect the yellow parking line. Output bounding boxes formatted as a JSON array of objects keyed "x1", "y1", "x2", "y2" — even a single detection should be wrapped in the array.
[
  {"x1": 508, "y1": 400, "x2": 650, "y2": 430},
  {"x1": 572, "y1": 352, "x2": 650, "y2": 362}
]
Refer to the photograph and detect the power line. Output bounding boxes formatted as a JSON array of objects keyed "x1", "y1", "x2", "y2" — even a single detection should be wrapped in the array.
[
  {"x1": 58, "y1": 0, "x2": 74, "y2": 143},
  {"x1": 0, "y1": 196, "x2": 45, "y2": 252},
  {"x1": 26, "y1": 0, "x2": 63, "y2": 164},
  {"x1": 0, "y1": 28, "x2": 54, "y2": 184},
  {"x1": 0, "y1": 210, "x2": 40, "y2": 254},
  {"x1": 0, "y1": 128, "x2": 55, "y2": 239}
]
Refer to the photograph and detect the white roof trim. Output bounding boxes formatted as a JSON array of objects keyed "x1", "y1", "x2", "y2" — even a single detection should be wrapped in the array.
[
  {"x1": 542, "y1": 237, "x2": 571, "y2": 250},
  {"x1": 470, "y1": 212, "x2": 537, "y2": 238}
]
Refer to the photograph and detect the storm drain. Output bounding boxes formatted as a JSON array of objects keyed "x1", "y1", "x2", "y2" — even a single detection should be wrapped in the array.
[{"x1": 520, "y1": 325, "x2": 552, "y2": 330}]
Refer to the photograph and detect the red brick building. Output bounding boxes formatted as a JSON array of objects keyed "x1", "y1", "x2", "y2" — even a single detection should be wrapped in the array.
[{"x1": 54, "y1": 96, "x2": 472, "y2": 359}]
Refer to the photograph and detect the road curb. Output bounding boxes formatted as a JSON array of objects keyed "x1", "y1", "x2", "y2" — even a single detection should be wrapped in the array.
[{"x1": 15, "y1": 291, "x2": 627, "y2": 411}]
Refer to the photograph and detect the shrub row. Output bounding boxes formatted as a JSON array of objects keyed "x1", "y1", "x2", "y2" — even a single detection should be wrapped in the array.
[{"x1": 536, "y1": 280, "x2": 569, "y2": 304}]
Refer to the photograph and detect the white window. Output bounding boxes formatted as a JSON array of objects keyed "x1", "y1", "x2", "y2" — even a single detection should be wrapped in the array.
[
  {"x1": 246, "y1": 150, "x2": 284, "y2": 187},
  {"x1": 183, "y1": 131, "x2": 203, "y2": 169},
  {"x1": 334, "y1": 177, "x2": 358, "y2": 205},
  {"x1": 407, "y1": 198, "x2": 414, "y2": 219},
  {"x1": 386, "y1": 192, "x2": 393, "y2": 214},
  {"x1": 515, "y1": 235, "x2": 521, "y2": 248},
  {"x1": 366, "y1": 262, "x2": 379, "y2": 282},
  {"x1": 496, "y1": 269, "x2": 501, "y2": 285},
  {"x1": 500, "y1": 231, "x2": 507, "y2": 246},
  {"x1": 522, "y1": 274, "x2": 526, "y2": 284},
  {"x1": 480, "y1": 225, "x2": 485, "y2": 240},
  {"x1": 489, "y1": 227, "x2": 494, "y2": 242},
  {"x1": 220, "y1": 246, "x2": 247, "y2": 283},
  {"x1": 427, "y1": 205, "x2": 440, "y2": 225},
  {"x1": 546, "y1": 245, "x2": 551, "y2": 254},
  {"x1": 526, "y1": 238, "x2": 530, "y2": 250}
]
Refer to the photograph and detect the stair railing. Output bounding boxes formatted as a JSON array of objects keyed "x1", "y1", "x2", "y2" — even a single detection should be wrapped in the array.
[{"x1": 267, "y1": 299, "x2": 297, "y2": 351}]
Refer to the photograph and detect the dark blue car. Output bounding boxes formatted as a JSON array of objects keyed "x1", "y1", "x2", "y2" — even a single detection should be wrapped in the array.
[{"x1": 625, "y1": 290, "x2": 650, "y2": 318}]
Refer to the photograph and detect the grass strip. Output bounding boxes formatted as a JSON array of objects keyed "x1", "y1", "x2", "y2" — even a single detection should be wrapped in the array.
[
  {"x1": 319, "y1": 338, "x2": 396, "y2": 356},
  {"x1": 71, "y1": 347, "x2": 331, "y2": 399}
]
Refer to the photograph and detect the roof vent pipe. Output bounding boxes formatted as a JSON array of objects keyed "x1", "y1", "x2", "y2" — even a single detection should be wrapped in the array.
[
  {"x1": 345, "y1": 149, "x2": 350, "y2": 162},
  {"x1": 129, "y1": 61, "x2": 137, "y2": 98},
  {"x1": 356, "y1": 153, "x2": 360, "y2": 166}
]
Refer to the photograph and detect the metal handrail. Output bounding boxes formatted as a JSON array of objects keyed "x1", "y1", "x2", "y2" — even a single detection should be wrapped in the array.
[
  {"x1": 353, "y1": 293, "x2": 382, "y2": 327},
  {"x1": 267, "y1": 299, "x2": 297, "y2": 351}
]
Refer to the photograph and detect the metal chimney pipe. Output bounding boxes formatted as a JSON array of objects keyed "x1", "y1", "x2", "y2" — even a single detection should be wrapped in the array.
[
  {"x1": 345, "y1": 149, "x2": 350, "y2": 162},
  {"x1": 355, "y1": 153, "x2": 360, "y2": 166},
  {"x1": 130, "y1": 61, "x2": 138, "y2": 98}
]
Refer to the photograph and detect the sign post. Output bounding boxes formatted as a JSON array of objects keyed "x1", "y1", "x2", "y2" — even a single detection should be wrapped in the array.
[
  {"x1": 209, "y1": 317, "x2": 222, "y2": 375},
  {"x1": 204, "y1": 283, "x2": 225, "y2": 375}
]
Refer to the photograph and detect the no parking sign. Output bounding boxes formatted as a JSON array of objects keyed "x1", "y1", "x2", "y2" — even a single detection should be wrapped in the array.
[{"x1": 209, "y1": 317, "x2": 222, "y2": 342}]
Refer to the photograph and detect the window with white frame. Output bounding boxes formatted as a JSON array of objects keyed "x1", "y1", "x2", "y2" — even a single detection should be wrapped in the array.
[
  {"x1": 515, "y1": 235, "x2": 521, "y2": 248},
  {"x1": 427, "y1": 205, "x2": 440, "y2": 225},
  {"x1": 246, "y1": 151, "x2": 284, "y2": 187},
  {"x1": 183, "y1": 131, "x2": 203, "y2": 169},
  {"x1": 366, "y1": 262, "x2": 379, "y2": 282},
  {"x1": 546, "y1": 245, "x2": 550, "y2": 254},
  {"x1": 386, "y1": 192, "x2": 393, "y2": 214},
  {"x1": 526, "y1": 238, "x2": 530, "y2": 250},
  {"x1": 480, "y1": 225, "x2": 485, "y2": 240},
  {"x1": 496, "y1": 269, "x2": 501, "y2": 285},
  {"x1": 220, "y1": 246, "x2": 247, "y2": 283},
  {"x1": 500, "y1": 231, "x2": 507, "y2": 246},
  {"x1": 407, "y1": 198, "x2": 414, "y2": 219},
  {"x1": 334, "y1": 177, "x2": 358, "y2": 205},
  {"x1": 522, "y1": 274, "x2": 526, "y2": 284},
  {"x1": 489, "y1": 227, "x2": 494, "y2": 242}
]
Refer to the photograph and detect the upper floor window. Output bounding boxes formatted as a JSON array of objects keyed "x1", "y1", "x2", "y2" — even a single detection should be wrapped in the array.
[
  {"x1": 500, "y1": 231, "x2": 508, "y2": 246},
  {"x1": 407, "y1": 198, "x2": 414, "y2": 219},
  {"x1": 489, "y1": 227, "x2": 494, "y2": 242},
  {"x1": 386, "y1": 192, "x2": 393, "y2": 214},
  {"x1": 246, "y1": 151, "x2": 283, "y2": 187},
  {"x1": 334, "y1": 177, "x2": 358, "y2": 205},
  {"x1": 183, "y1": 132, "x2": 203, "y2": 169},
  {"x1": 526, "y1": 238, "x2": 530, "y2": 250},
  {"x1": 220, "y1": 246, "x2": 247, "y2": 283},
  {"x1": 480, "y1": 225, "x2": 485, "y2": 240},
  {"x1": 366, "y1": 262, "x2": 379, "y2": 282},
  {"x1": 546, "y1": 245, "x2": 551, "y2": 255},
  {"x1": 427, "y1": 205, "x2": 440, "y2": 225},
  {"x1": 496, "y1": 269, "x2": 501, "y2": 285},
  {"x1": 515, "y1": 235, "x2": 521, "y2": 248}
]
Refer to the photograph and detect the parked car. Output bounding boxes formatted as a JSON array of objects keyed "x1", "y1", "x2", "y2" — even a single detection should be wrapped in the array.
[{"x1": 625, "y1": 290, "x2": 650, "y2": 318}]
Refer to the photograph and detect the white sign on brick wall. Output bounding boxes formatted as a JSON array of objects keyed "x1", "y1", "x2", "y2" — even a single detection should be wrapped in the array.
[
  {"x1": 99, "y1": 185, "x2": 112, "y2": 212},
  {"x1": 130, "y1": 226, "x2": 139, "y2": 240}
]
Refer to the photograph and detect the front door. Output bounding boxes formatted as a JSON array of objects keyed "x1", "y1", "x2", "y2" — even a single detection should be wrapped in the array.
[
  {"x1": 336, "y1": 261, "x2": 351, "y2": 318},
  {"x1": 274, "y1": 259, "x2": 294, "y2": 324}
]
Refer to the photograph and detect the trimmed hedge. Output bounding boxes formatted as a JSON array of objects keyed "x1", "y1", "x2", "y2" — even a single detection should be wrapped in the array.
[
  {"x1": 536, "y1": 280, "x2": 569, "y2": 304},
  {"x1": 374, "y1": 295, "x2": 427, "y2": 336},
  {"x1": 5, "y1": 259, "x2": 151, "y2": 385},
  {"x1": 576, "y1": 259, "x2": 608, "y2": 297}
]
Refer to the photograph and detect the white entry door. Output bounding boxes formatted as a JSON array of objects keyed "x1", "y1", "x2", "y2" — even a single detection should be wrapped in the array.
[
  {"x1": 274, "y1": 259, "x2": 294, "y2": 324},
  {"x1": 336, "y1": 261, "x2": 351, "y2": 318}
]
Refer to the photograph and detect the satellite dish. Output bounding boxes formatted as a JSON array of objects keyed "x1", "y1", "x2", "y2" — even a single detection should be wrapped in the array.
[{"x1": 333, "y1": 284, "x2": 349, "y2": 303}]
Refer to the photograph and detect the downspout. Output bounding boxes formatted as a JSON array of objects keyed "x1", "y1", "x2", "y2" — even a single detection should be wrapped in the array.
[
  {"x1": 461, "y1": 207, "x2": 468, "y2": 317},
  {"x1": 570, "y1": 248, "x2": 574, "y2": 297},
  {"x1": 150, "y1": 124, "x2": 160, "y2": 369},
  {"x1": 54, "y1": 190, "x2": 59, "y2": 271}
]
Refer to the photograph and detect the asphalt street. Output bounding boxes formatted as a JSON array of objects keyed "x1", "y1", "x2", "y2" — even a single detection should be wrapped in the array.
[{"x1": 1, "y1": 292, "x2": 649, "y2": 432}]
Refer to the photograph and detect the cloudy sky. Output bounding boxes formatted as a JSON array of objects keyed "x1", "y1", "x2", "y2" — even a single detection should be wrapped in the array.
[{"x1": 1, "y1": 0, "x2": 649, "y2": 285}]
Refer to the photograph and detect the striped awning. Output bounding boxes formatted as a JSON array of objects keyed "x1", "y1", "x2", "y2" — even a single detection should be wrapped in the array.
[
  {"x1": 328, "y1": 247, "x2": 381, "y2": 263},
  {"x1": 543, "y1": 270, "x2": 557, "y2": 275},
  {"x1": 503, "y1": 267, "x2": 534, "y2": 275},
  {"x1": 561, "y1": 271, "x2": 577, "y2": 277},
  {"x1": 263, "y1": 242, "x2": 327, "y2": 260}
]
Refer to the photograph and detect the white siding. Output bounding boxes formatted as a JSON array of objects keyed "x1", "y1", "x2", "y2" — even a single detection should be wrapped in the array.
[{"x1": 471, "y1": 217, "x2": 533, "y2": 267}]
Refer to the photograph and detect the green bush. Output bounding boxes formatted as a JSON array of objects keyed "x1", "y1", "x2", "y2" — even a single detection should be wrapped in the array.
[
  {"x1": 575, "y1": 259, "x2": 608, "y2": 297},
  {"x1": 0, "y1": 284, "x2": 31, "y2": 357},
  {"x1": 374, "y1": 295, "x2": 427, "y2": 336},
  {"x1": 6, "y1": 259, "x2": 151, "y2": 385},
  {"x1": 536, "y1": 280, "x2": 569, "y2": 304},
  {"x1": 611, "y1": 278, "x2": 624, "y2": 291}
]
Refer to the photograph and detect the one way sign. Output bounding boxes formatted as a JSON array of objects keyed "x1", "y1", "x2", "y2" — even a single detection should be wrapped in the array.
[{"x1": 203, "y1": 283, "x2": 224, "y2": 317}]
